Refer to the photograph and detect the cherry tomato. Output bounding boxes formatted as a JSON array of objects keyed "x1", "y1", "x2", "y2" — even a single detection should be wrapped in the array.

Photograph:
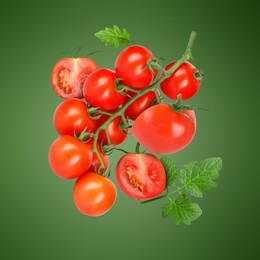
[
  {"x1": 160, "y1": 61, "x2": 200, "y2": 100},
  {"x1": 85, "y1": 140, "x2": 109, "y2": 173},
  {"x1": 48, "y1": 135, "x2": 92, "y2": 179},
  {"x1": 73, "y1": 172, "x2": 117, "y2": 216},
  {"x1": 115, "y1": 153, "x2": 166, "y2": 200},
  {"x1": 97, "y1": 115, "x2": 128, "y2": 146},
  {"x1": 53, "y1": 98, "x2": 97, "y2": 136},
  {"x1": 132, "y1": 104, "x2": 196, "y2": 154},
  {"x1": 51, "y1": 57, "x2": 98, "y2": 99},
  {"x1": 83, "y1": 68, "x2": 126, "y2": 112},
  {"x1": 115, "y1": 45, "x2": 157, "y2": 90},
  {"x1": 124, "y1": 90, "x2": 157, "y2": 120}
]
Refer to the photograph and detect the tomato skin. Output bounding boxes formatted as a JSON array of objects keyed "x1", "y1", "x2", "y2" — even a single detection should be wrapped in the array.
[
  {"x1": 115, "y1": 153, "x2": 166, "y2": 200},
  {"x1": 97, "y1": 115, "x2": 128, "y2": 146},
  {"x1": 48, "y1": 135, "x2": 93, "y2": 179},
  {"x1": 73, "y1": 172, "x2": 117, "y2": 216},
  {"x1": 160, "y1": 61, "x2": 200, "y2": 100},
  {"x1": 132, "y1": 104, "x2": 196, "y2": 154},
  {"x1": 124, "y1": 91, "x2": 156, "y2": 120},
  {"x1": 51, "y1": 57, "x2": 98, "y2": 99},
  {"x1": 115, "y1": 45, "x2": 157, "y2": 90},
  {"x1": 83, "y1": 68, "x2": 126, "y2": 112},
  {"x1": 53, "y1": 98, "x2": 97, "y2": 136}
]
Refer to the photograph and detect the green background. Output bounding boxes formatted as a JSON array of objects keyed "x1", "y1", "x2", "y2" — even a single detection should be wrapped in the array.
[{"x1": 1, "y1": 0, "x2": 259, "y2": 259}]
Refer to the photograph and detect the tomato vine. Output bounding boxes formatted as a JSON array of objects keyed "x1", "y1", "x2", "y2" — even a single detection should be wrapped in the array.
[
  {"x1": 90, "y1": 31, "x2": 198, "y2": 173},
  {"x1": 48, "y1": 26, "x2": 222, "y2": 224}
]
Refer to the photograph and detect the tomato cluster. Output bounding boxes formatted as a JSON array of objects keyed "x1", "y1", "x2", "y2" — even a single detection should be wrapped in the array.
[{"x1": 48, "y1": 43, "x2": 202, "y2": 217}]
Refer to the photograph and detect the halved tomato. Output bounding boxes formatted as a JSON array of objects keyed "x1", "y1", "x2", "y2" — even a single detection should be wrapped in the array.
[
  {"x1": 51, "y1": 57, "x2": 98, "y2": 99},
  {"x1": 115, "y1": 153, "x2": 166, "y2": 200}
]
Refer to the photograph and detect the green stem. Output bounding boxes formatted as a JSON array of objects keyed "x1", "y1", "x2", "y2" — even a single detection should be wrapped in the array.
[
  {"x1": 91, "y1": 31, "x2": 197, "y2": 176},
  {"x1": 141, "y1": 185, "x2": 185, "y2": 204},
  {"x1": 135, "y1": 142, "x2": 141, "y2": 154}
]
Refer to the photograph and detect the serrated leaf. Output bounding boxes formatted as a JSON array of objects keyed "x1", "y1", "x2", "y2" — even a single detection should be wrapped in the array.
[
  {"x1": 160, "y1": 157, "x2": 177, "y2": 187},
  {"x1": 162, "y1": 202, "x2": 173, "y2": 218},
  {"x1": 162, "y1": 197, "x2": 202, "y2": 225},
  {"x1": 180, "y1": 157, "x2": 222, "y2": 198},
  {"x1": 94, "y1": 25, "x2": 130, "y2": 48}
]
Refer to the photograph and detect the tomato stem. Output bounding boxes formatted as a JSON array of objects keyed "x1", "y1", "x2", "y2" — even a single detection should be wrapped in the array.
[{"x1": 135, "y1": 142, "x2": 141, "y2": 154}]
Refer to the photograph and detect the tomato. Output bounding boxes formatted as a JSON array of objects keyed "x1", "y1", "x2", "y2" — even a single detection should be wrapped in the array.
[
  {"x1": 115, "y1": 45, "x2": 157, "y2": 90},
  {"x1": 51, "y1": 57, "x2": 98, "y2": 99},
  {"x1": 97, "y1": 115, "x2": 128, "y2": 146},
  {"x1": 132, "y1": 104, "x2": 196, "y2": 154},
  {"x1": 124, "y1": 90, "x2": 157, "y2": 120},
  {"x1": 115, "y1": 153, "x2": 166, "y2": 200},
  {"x1": 160, "y1": 61, "x2": 200, "y2": 100},
  {"x1": 83, "y1": 68, "x2": 126, "y2": 112},
  {"x1": 86, "y1": 140, "x2": 109, "y2": 173},
  {"x1": 53, "y1": 98, "x2": 97, "y2": 136},
  {"x1": 73, "y1": 172, "x2": 117, "y2": 216},
  {"x1": 48, "y1": 135, "x2": 92, "y2": 179}
]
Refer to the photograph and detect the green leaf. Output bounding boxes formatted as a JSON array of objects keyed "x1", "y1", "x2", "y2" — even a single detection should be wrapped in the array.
[
  {"x1": 180, "y1": 157, "x2": 223, "y2": 198},
  {"x1": 160, "y1": 157, "x2": 177, "y2": 187},
  {"x1": 94, "y1": 25, "x2": 130, "y2": 48},
  {"x1": 162, "y1": 202, "x2": 173, "y2": 218},
  {"x1": 162, "y1": 197, "x2": 202, "y2": 225}
]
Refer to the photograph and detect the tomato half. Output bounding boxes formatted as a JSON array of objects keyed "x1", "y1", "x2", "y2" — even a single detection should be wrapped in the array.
[
  {"x1": 115, "y1": 45, "x2": 157, "y2": 90},
  {"x1": 160, "y1": 61, "x2": 200, "y2": 100},
  {"x1": 115, "y1": 153, "x2": 166, "y2": 200},
  {"x1": 73, "y1": 172, "x2": 117, "y2": 216},
  {"x1": 53, "y1": 98, "x2": 97, "y2": 136},
  {"x1": 132, "y1": 104, "x2": 196, "y2": 154},
  {"x1": 48, "y1": 135, "x2": 92, "y2": 179},
  {"x1": 51, "y1": 57, "x2": 98, "y2": 99},
  {"x1": 97, "y1": 115, "x2": 128, "y2": 146},
  {"x1": 83, "y1": 68, "x2": 126, "y2": 112}
]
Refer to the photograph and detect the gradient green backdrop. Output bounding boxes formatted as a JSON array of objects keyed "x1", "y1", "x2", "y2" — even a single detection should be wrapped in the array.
[{"x1": 1, "y1": 0, "x2": 259, "y2": 259}]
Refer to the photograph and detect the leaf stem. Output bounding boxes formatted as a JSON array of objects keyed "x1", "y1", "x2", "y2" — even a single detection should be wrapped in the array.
[{"x1": 141, "y1": 185, "x2": 186, "y2": 204}]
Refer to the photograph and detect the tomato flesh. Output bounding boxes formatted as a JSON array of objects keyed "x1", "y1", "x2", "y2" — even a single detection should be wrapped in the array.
[{"x1": 116, "y1": 153, "x2": 166, "y2": 200}]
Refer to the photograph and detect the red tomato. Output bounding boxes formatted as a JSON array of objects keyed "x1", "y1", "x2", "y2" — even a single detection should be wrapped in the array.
[
  {"x1": 97, "y1": 115, "x2": 128, "y2": 146},
  {"x1": 83, "y1": 68, "x2": 126, "y2": 112},
  {"x1": 132, "y1": 104, "x2": 196, "y2": 154},
  {"x1": 73, "y1": 172, "x2": 117, "y2": 216},
  {"x1": 53, "y1": 98, "x2": 97, "y2": 136},
  {"x1": 160, "y1": 61, "x2": 200, "y2": 100},
  {"x1": 115, "y1": 153, "x2": 166, "y2": 200},
  {"x1": 51, "y1": 57, "x2": 98, "y2": 99},
  {"x1": 115, "y1": 45, "x2": 157, "y2": 90},
  {"x1": 124, "y1": 90, "x2": 157, "y2": 120},
  {"x1": 48, "y1": 135, "x2": 92, "y2": 179},
  {"x1": 85, "y1": 140, "x2": 109, "y2": 173}
]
